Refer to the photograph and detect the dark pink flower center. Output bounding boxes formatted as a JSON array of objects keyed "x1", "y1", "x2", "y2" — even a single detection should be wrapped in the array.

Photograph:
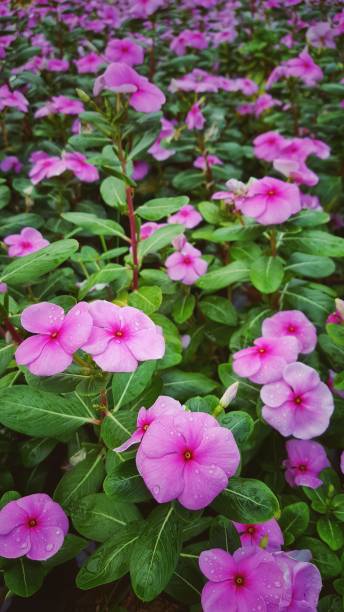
[
  {"x1": 293, "y1": 395, "x2": 303, "y2": 406},
  {"x1": 183, "y1": 255, "x2": 193, "y2": 265},
  {"x1": 50, "y1": 331, "x2": 59, "y2": 339},
  {"x1": 267, "y1": 189, "x2": 276, "y2": 197},
  {"x1": 112, "y1": 328, "x2": 127, "y2": 341},
  {"x1": 21, "y1": 241, "x2": 32, "y2": 249},
  {"x1": 245, "y1": 525, "x2": 256, "y2": 535},
  {"x1": 184, "y1": 450, "x2": 193, "y2": 461},
  {"x1": 234, "y1": 575, "x2": 245, "y2": 587},
  {"x1": 297, "y1": 463, "x2": 307, "y2": 472},
  {"x1": 180, "y1": 210, "x2": 189, "y2": 217},
  {"x1": 28, "y1": 518, "x2": 38, "y2": 528}
]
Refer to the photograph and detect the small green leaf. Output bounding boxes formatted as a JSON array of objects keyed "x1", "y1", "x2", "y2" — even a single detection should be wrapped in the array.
[
  {"x1": 317, "y1": 517, "x2": 344, "y2": 551},
  {"x1": 197, "y1": 260, "x2": 249, "y2": 292},
  {"x1": 279, "y1": 502, "x2": 309, "y2": 545},
  {"x1": 104, "y1": 459, "x2": 150, "y2": 503},
  {"x1": 136, "y1": 196, "x2": 189, "y2": 221},
  {"x1": 138, "y1": 224, "x2": 184, "y2": 259},
  {"x1": 100, "y1": 176, "x2": 126, "y2": 208},
  {"x1": 71, "y1": 493, "x2": 140, "y2": 542},
  {"x1": 128, "y1": 286, "x2": 162, "y2": 314},
  {"x1": 62, "y1": 212, "x2": 127, "y2": 241},
  {"x1": 212, "y1": 477, "x2": 280, "y2": 523},
  {"x1": 219, "y1": 411, "x2": 254, "y2": 445},
  {"x1": 249, "y1": 256, "x2": 284, "y2": 294},
  {"x1": 173, "y1": 294, "x2": 195, "y2": 324},
  {"x1": 54, "y1": 449, "x2": 105, "y2": 511},
  {"x1": 298, "y1": 536, "x2": 341, "y2": 578},
  {"x1": 4, "y1": 559, "x2": 44, "y2": 597},
  {"x1": 161, "y1": 369, "x2": 217, "y2": 401},
  {"x1": 200, "y1": 296, "x2": 237, "y2": 326}
]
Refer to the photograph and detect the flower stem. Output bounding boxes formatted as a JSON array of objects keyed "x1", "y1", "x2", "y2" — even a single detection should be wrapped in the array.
[{"x1": 270, "y1": 228, "x2": 277, "y2": 257}]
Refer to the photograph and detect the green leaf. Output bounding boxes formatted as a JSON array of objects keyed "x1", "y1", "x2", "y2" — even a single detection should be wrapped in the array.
[
  {"x1": 128, "y1": 130, "x2": 158, "y2": 159},
  {"x1": 100, "y1": 176, "x2": 126, "y2": 208},
  {"x1": 0, "y1": 213, "x2": 42, "y2": 236},
  {"x1": 219, "y1": 411, "x2": 254, "y2": 445},
  {"x1": 290, "y1": 210, "x2": 330, "y2": 227},
  {"x1": 285, "y1": 252, "x2": 335, "y2": 278},
  {"x1": 284, "y1": 231, "x2": 344, "y2": 257},
  {"x1": 71, "y1": 493, "x2": 140, "y2": 542},
  {"x1": 62, "y1": 213, "x2": 127, "y2": 240},
  {"x1": 43, "y1": 534, "x2": 87, "y2": 570},
  {"x1": 172, "y1": 294, "x2": 195, "y2": 324},
  {"x1": 138, "y1": 224, "x2": 184, "y2": 259},
  {"x1": 54, "y1": 450, "x2": 105, "y2": 511},
  {"x1": 101, "y1": 410, "x2": 137, "y2": 450},
  {"x1": 78, "y1": 265, "x2": 130, "y2": 299},
  {"x1": 249, "y1": 256, "x2": 284, "y2": 294},
  {"x1": 130, "y1": 505, "x2": 183, "y2": 602},
  {"x1": 197, "y1": 260, "x2": 249, "y2": 292},
  {"x1": 0, "y1": 341, "x2": 15, "y2": 376},
  {"x1": 317, "y1": 517, "x2": 344, "y2": 551},
  {"x1": 161, "y1": 369, "x2": 217, "y2": 401},
  {"x1": 327, "y1": 324, "x2": 344, "y2": 348},
  {"x1": 209, "y1": 516, "x2": 241, "y2": 553},
  {"x1": 76, "y1": 522, "x2": 140, "y2": 589},
  {"x1": 104, "y1": 459, "x2": 150, "y2": 502},
  {"x1": 212, "y1": 477, "x2": 280, "y2": 523},
  {"x1": 298, "y1": 537, "x2": 341, "y2": 578},
  {"x1": 136, "y1": 196, "x2": 189, "y2": 221},
  {"x1": 282, "y1": 283, "x2": 333, "y2": 325},
  {"x1": 112, "y1": 360, "x2": 157, "y2": 410},
  {"x1": 333, "y1": 494, "x2": 344, "y2": 522},
  {"x1": 4, "y1": 559, "x2": 44, "y2": 597},
  {"x1": 128, "y1": 286, "x2": 162, "y2": 314},
  {"x1": 200, "y1": 296, "x2": 237, "y2": 326},
  {"x1": 279, "y1": 502, "x2": 309, "y2": 545},
  {"x1": 0, "y1": 239, "x2": 79, "y2": 285},
  {"x1": 20, "y1": 437, "x2": 57, "y2": 468},
  {"x1": 0, "y1": 387, "x2": 95, "y2": 438},
  {"x1": 211, "y1": 223, "x2": 262, "y2": 242},
  {"x1": 0, "y1": 185, "x2": 10, "y2": 210}
]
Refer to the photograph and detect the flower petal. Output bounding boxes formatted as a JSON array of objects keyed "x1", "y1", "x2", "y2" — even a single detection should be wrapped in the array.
[
  {"x1": 27, "y1": 525, "x2": 65, "y2": 561},
  {"x1": 199, "y1": 548, "x2": 234, "y2": 582},
  {"x1": 58, "y1": 302, "x2": 93, "y2": 354},
  {"x1": 21, "y1": 302, "x2": 65, "y2": 334},
  {"x1": 177, "y1": 461, "x2": 228, "y2": 510},
  {"x1": 28, "y1": 340, "x2": 72, "y2": 376}
]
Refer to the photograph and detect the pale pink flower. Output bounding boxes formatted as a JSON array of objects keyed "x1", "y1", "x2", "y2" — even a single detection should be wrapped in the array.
[
  {"x1": 82, "y1": 300, "x2": 165, "y2": 372},
  {"x1": 136, "y1": 411, "x2": 240, "y2": 510},
  {"x1": 193, "y1": 154, "x2": 223, "y2": 171},
  {"x1": 148, "y1": 117, "x2": 176, "y2": 160},
  {"x1": 140, "y1": 222, "x2": 165, "y2": 240},
  {"x1": 301, "y1": 193, "x2": 323, "y2": 211},
  {"x1": 170, "y1": 30, "x2": 207, "y2": 56},
  {"x1": 165, "y1": 242, "x2": 208, "y2": 285},
  {"x1": 0, "y1": 494, "x2": 68, "y2": 561},
  {"x1": 233, "y1": 519, "x2": 284, "y2": 552},
  {"x1": 114, "y1": 396, "x2": 183, "y2": 452},
  {"x1": 185, "y1": 103, "x2": 205, "y2": 130},
  {"x1": 132, "y1": 160, "x2": 149, "y2": 180},
  {"x1": 273, "y1": 550, "x2": 322, "y2": 611},
  {"x1": 285, "y1": 49, "x2": 323, "y2": 86},
  {"x1": 0, "y1": 283, "x2": 7, "y2": 293},
  {"x1": 0, "y1": 155, "x2": 22, "y2": 173},
  {"x1": 233, "y1": 336, "x2": 300, "y2": 384},
  {"x1": 238, "y1": 176, "x2": 301, "y2": 225},
  {"x1": 261, "y1": 362, "x2": 334, "y2": 439},
  {"x1": 105, "y1": 38, "x2": 144, "y2": 66},
  {"x1": 0, "y1": 84, "x2": 28, "y2": 113},
  {"x1": 35, "y1": 96, "x2": 84, "y2": 118},
  {"x1": 306, "y1": 22, "x2": 336, "y2": 49},
  {"x1": 4, "y1": 227, "x2": 49, "y2": 257},
  {"x1": 15, "y1": 302, "x2": 93, "y2": 377},
  {"x1": 199, "y1": 546, "x2": 286, "y2": 612},
  {"x1": 131, "y1": 0, "x2": 164, "y2": 18},
  {"x1": 29, "y1": 152, "x2": 66, "y2": 184},
  {"x1": 63, "y1": 152, "x2": 99, "y2": 183},
  {"x1": 283, "y1": 439, "x2": 330, "y2": 488},
  {"x1": 253, "y1": 131, "x2": 287, "y2": 161},
  {"x1": 262, "y1": 310, "x2": 317, "y2": 354},
  {"x1": 45, "y1": 58, "x2": 70, "y2": 72},
  {"x1": 75, "y1": 52, "x2": 103, "y2": 74},
  {"x1": 168, "y1": 205, "x2": 202, "y2": 229},
  {"x1": 341, "y1": 451, "x2": 344, "y2": 474}
]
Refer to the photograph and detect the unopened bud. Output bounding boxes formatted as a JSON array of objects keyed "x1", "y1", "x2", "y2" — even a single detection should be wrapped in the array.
[
  {"x1": 335, "y1": 298, "x2": 344, "y2": 320},
  {"x1": 76, "y1": 88, "x2": 91, "y2": 103},
  {"x1": 219, "y1": 382, "x2": 239, "y2": 408}
]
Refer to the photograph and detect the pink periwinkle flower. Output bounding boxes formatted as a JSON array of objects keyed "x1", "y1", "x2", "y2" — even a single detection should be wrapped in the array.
[
  {"x1": 0, "y1": 155, "x2": 22, "y2": 173},
  {"x1": 0, "y1": 494, "x2": 68, "y2": 561},
  {"x1": 262, "y1": 310, "x2": 317, "y2": 354},
  {"x1": 237, "y1": 176, "x2": 301, "y2": 225},
  {"x1": 131, "y1": 0, "x2": 164, "y2": 18},
  {"x1": 29, "y1": 151, "x2": 66, "y2": 184},
  {"x1": 233, "y1": 519, "x2": 284, "y2": 552},
  {"x1": 148, "y1": 117, "x2": 176, "y2": 160},
  {"x1": 285, "y1": 50, "x2": 323, "y2": 86},
  {"x1": 82, "y1": 300, "x2": 165, "y2": 372},
  {"x1": 327, "y1": 298, "x2": 344, "y2": 325},
  {"x1": 35, "y1": 96, "x2": 84, "y2": 118},
  {"x1": 253, "y1": 131, "x2": 287, "y2": 162},
  {"x1": 261, "y1": 362, "x2": 334, "y2": 439},
  {"x1": 306, "y1": 22, "x2": 336, "y2": 49},
  {"x1": 273, "y1": 550, "x2": 322, "y2": 611},
  {"x1": 168, "y1": 204, "x2": 202, "y2": 229},
  {"x1": 233, "y1": 336, "x2": 300, "y2": 385},
  {"x1": 4, "y1": 227, "x2": 49, "y2": 257},
  {"x1": 136, "y1": 411, "x2": 240, "y2": 510},
  {"x1": 114, "y1": 396, "x2": 183, "y2": 452},
  {"x1": 75, "y1": 52, "x2": 103, "y2": 74},
  {"x1": 45, "y1": 58, "x2": 70, "y2": 72},
  {"x1": 105, "y1": 38, "x2": 144, "y2": 66},
  {"x1": 283, "y1": 439, "x2": 330, "y2": 489},
  {"x1": 185, "y1": 103, "x2": 205, "y2": 130},
  {"x1": 132, "y1": 160, "x2": 149, "y2": 181},
  {"x1": 165, "y1": 241, "x2": 208, "y2": 285},
  {"x1": 63, "y1": 152, "x2": 99, "y2": 183},
  {"x1": 170, "y1": 30, "x2": 208, "y2": 56},
  {"x1": 193, "y1": 154, "x2": 223, "y2": 171},
  {"x1": 0, "y1": 282, "x2": 7, "y2": 293},
  {"x1": 0, "y1": 84, "x2": 29, "y2": 113},
  {"x1": 199, "y1": 546, "x2": 286, "y2": 612},
  {"x1": 301, "y1": 193, "x2": 323, "y2": 211},
  {"x1": 341, "y1": 451, "x2": 344, "y2": 475},
  {"x1": 140, "y1": 221, "x2": 165, "y2": 240},
  {"x1": 327, "y1": 370, "x2": 344, "y2": 399},
  {"x1": 15, "y1": 302, "x2": 93, "y2": 376},
  {"x1": 94, "y1": 62, "x2": 165, "y2": 113}
]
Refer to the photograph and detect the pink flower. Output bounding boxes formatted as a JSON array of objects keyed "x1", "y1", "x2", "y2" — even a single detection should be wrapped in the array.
[
  {"x1": 140, "y1": 222, "x2": 165, "y2": 240},
  {"x1": 283, "y1": 439, "x2": 330, "y2": 488},
  {"x1": 94, "y1": 62, "x2": 165, "y2": 113},
  {"x1": 168, "y1": 205, "x2": 202, "y2": 229},
  {"x1": 131, "y1": 0, "x2": 164, "y2": 18},
  {"x1": 0, "y1": 84, "x2": 29, "y2": 113},
  {"x1": 35, "y1": 96, "x2": 84, "y2": 118},
  {"x1": 29, "y1": 152, "x2": 66, "y2": 184},
  {"x1": 148, "y1": 117, "x2": 176, "y2": 160},
  {"x1": 136, "y1": 411, "x2": 240, "y2": 510},
  {"x1": 0, "y1": 283, "x2": 7, "y2": 293},
  {"x1": 45, "y1": 58, "x2": 70, "y2": 72},
  {"x1": 233, "y1": 336, "x2": 300, "y2": 384},
  {"x1": 199, "y1": 546, "x2": 286, "y2": 612},
  {"x1": 253, "y1": 131, "x2": 287, "y2": 161},
  {"x1": 262, "y1": 310, "x2": 317, "y2": 355},
  {"x1": 165, "y1": 242, "x2": 208, "y2": 285},
  {"x1": 193, "y1": 154, "x2": 223, "y2": 171},
  {"x1": 185, "y1": 103, "x2": 205, "y2": 130},
  {"x1": 75, "y1": 52, "x2": 103, "y2": 74},
  {"x1": 341, "y1": 451, "x2": 344, "y2": 474},
  {"x1": 170, "y1": 30, "x2": 207, "y2": 56},
  {"x1": 82, "y1": 300, "x2": 165, "y2": 372},
  {"x1": 233, "y1": 519, "x2": 284, "y2": 552},
  {"x1": 4, "y1": 227, "x2": 49, "y2": 257},
  {"x1": 238, "y1": 177, "x2": 301, "y2": 225},
  {"x1": 285, "y1": 49, "x2": 323, "y2": 86},
  {"x1": 0, "y1": 493, "x2": 68, "y2": 561},
  {"x1": 301, "y1": 193, "x2": 323, "y2": 211},
  {"x1": 0, "y1": 155, "x2": 22, "y2": 173},
  {"x1": 114, "y1": 396, "x2": 183, "y2": 452},
  {"x1": 273, "y1": 158, "x2": 319, "y2": 187},
  {"x1": 132, "y1": 160, "x2": 149, "y2": 181},
  {"x1": 273, "y1": 550, "x2": 322, "y2": 610},
  {"x1": 327, "y1": 370, "x2": 344, "y2": 399},
  {"x1": 306, "y1": 22, "x2": 336, "y2": 49},
  {"x1": 105, "y1": 38, "x2": 144, "y2": 66},
  {"x1": 63, "y1": 152, "x2": 99, "y2": 183},
  {"x1": 15, "y1": 302, "x2": 93, "y2": 376},
  {"x1": 261, "y1": 362, "x2": 334, "y2": 439}
]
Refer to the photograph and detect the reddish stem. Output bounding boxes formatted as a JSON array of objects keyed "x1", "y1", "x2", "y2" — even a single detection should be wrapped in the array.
[
  {"x1": 126, "y1": 186, "x2": 139, "y2": 290},
  {"x1": 1, "y1": 315, "x2": 22, "y2": 344}
]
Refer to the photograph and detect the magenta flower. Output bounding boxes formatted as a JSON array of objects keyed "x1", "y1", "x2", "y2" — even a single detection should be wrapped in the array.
[
  {"x1": 262, "y1": 310, "x2": 317, "y2": 355},
  {"x1": 194, "y1": 154, "x2": 223, "y2": 171},
  {"x1": 94, "y1": 62, "x2": 165, "y2": 113},
  {"x1": 0, "y1": 155, "x2": 22, "y2": 173},
  {"x1": 0, "y1": 84, "x2": 29, "y2": 113},
  {"x1": 63, "y1": 152, "x2": 99, "y2": 183},
  {"x1": 105, "y1": 38, "x2": 144, "y2": 66},
  {"x1": 0, "y1": 494, "x2": 68, "y2": 561},
  {"x1": 286, "y1": 50, "x2": 323, "y2": 86},
  {"x1": 238, "y1": 177, "x2": 301, "y2": 225},
  {"x1": 75, "y1": 52, "x2": 103, "y2": 74},
  {"x1": 131, "y1": 0, "x2": 164, "y2": 18},
  {"x1": 261, "y1": 362, "x2": 334, "y2": 439},
  {"x1": 168, "y1": 204, "x2": 202, "y2": 229},
  {"x1": 165, "y1": 241, "x2": 208, "y2": 285},
  {"x1": 283, "y1": 439, "x2": 330, "y2": 489},
  {"x1": 82, "y1": 300, "x2": 165, "y2": 372},
  {"x1": 341, "y1": 451, "x2": 344, "y2": 475},
  {"x1": 273, "y1": 550, "x2": 322, "y2": 610},
  {"x1": 0, "y1": 282, "x2": 7, "y2": 293},
  {"x1": 148, "y1": 117, "x2": 176, "y2": 161},
  {"x1": 35, "y1": 96, "x2": 84, "y2": 118},
  {"x1": 136, "y1": 411, "x2": 240, "y2": 510},
  {"x1": 307, "y1": 22, "x2": 337, "y2": 49},
  {"x1": 29, "y1": 152, "x2": 66, "y2": 185},
  {"x1": 253, "y1": 131, "x2": 287, "y2": 161},
  {"x1": 140, "y1": 221, "x2": 165, "y2": 240},
  {"x1": 233, "y1": 519, "x2": 284, "y2": 552},
  {"x1": 233, "y1": 336, "x2": 300, "y2": 384},
  {"x1": 132, "y1": 160, "x2": 149, "y2": 181},
  {"x1": 4, "y1": 227, "x2": 49, "y2": 257},
  {"x1": 185, "y1": 103, "x2": 205, "y2": 130},
  {"x1": 15, "y1": 302, "x2": 93, "y2": 376},
  {"x1": 199, "y1": 546, "x2": 286, "y2": 612},
  {"x1": 114, "y1": 396, "x2": 183, "y2": 452},
  {"x1": 45, "y1": 58, "x2": 70, "y2": 72},
  {"x1": 170, "y1": 30, "x2": 208, "y2": 56}
]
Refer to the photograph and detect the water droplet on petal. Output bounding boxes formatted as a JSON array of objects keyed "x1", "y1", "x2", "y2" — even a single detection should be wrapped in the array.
[
  {"x1": 153, "y1": 485, "x2": 160, "y2": 495},
  {"x1": 46, "y1": 543, "x2": 54, "y2": 552}
]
